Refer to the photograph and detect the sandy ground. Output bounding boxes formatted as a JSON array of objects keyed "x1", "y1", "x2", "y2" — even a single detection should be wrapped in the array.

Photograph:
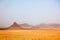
[{"x1": 0, "y1": 29, "x2": 60, "y2": 40}]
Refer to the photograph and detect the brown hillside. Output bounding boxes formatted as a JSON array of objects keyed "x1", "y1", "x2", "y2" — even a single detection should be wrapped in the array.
[
  {"x1": 20, "y1": 23, "x2": 32, "y2": 29},
  {"x1": 8, "y1": 22, "x2": 21, "y2": 30}
]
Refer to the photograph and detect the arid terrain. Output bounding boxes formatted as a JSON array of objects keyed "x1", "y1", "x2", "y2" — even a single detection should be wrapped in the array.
[
  {"x1": 0, "y1": 22, "x2": 60, "y2": 40},
  {"x1": 0, "y1": 29, "x2": 60, "y2": 40}
]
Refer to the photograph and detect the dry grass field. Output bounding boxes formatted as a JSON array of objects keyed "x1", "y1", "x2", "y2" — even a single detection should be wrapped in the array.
[{"x1": 0, "y1": 29, "x2": 60, "y2": 40}]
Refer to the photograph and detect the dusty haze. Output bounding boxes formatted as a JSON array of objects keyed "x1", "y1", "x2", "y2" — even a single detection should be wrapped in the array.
[{"x1": 0, "y1": 0, "x2": 60, "y2": 27}]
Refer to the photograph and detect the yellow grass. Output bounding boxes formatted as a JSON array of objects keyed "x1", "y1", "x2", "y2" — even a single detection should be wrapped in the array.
[{"x1": 0, "y1": 29, "x2": 60, "y2": 40}]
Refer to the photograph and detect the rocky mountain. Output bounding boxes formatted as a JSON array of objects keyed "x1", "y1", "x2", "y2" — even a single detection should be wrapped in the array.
[{"x1": 8, "y1": 22, "x2": 21, "y2": 30}]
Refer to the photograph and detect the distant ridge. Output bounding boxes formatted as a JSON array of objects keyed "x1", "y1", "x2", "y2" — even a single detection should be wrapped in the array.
[
  {"x1": 0, "y1": 23, "x2": 60, "y2": 30},
  {"x1": 8, "y1": 22, "x2": 21, "y2": 30},
  {"x1": 20, "y1": 23, "x2": 32, "y2": 29}
]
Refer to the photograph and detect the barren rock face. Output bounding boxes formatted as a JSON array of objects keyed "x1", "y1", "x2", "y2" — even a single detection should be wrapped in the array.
[{"x1": 8, "y1": 22, "x2": 21, "y2": 30}]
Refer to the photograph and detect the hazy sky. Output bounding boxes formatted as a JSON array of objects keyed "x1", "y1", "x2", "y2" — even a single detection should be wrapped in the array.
[{"x1": 0, "y1": 0, "x2": 60, "y2": 27}]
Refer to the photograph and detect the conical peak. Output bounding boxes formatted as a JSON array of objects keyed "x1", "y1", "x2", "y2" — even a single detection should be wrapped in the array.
[
  {"x1": 10, "y1": 22, "x2": 20, "y2": 27},
  {"x1": 13, "y1": 22, "x2": 17, "y2": 25}
]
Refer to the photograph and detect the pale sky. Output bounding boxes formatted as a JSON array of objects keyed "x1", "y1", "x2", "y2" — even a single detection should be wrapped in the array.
[{"x1": 0, "y1": 0, "x2": 60, "y2": 27}]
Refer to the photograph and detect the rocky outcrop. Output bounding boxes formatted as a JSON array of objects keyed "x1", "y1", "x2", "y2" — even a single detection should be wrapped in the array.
[{"x1": 8, "y1": 22, "x2": 21, "y2": 30}]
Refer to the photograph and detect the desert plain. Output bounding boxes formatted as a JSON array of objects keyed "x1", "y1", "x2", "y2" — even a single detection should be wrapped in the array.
[
  {"x1": 0, "y1": 29, "x2": 60, "y2": 40},
  {"x1": 0, "y1": 22, "x2": 60, "y2": 40}
]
